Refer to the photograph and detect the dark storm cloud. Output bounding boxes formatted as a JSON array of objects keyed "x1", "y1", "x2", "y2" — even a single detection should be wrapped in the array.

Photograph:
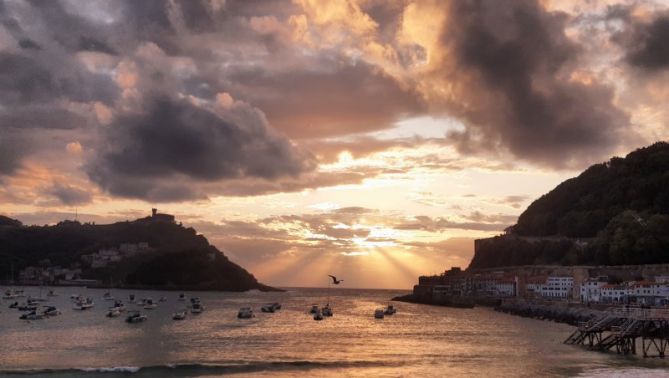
[
  {"x1": 18, "y1": 38, "x2": 41, "y2": 50},
  {"x1": 0, "y1": 135, "x2": 24, "y2": 175},
  {"x1": 621, "y1": 14, "x2": 669, "y2": 71},
  {"x1": 45, "y1": 183, "x2": 92, "y2": 206},
  {"x1": 86, "y1": 97, "x2": 314, "y2": 201},
  {"x1": 439, "y1": 0, "x2": 629, "y2": 167}
]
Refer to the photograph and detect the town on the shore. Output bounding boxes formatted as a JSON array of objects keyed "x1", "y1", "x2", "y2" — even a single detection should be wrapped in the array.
[{"x1": 413, "y1": 263, "x2": 669, "y2": 308}]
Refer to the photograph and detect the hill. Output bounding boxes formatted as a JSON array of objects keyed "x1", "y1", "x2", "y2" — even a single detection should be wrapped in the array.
[
  {"x1": 469, "y1": 142, "x2": 669, "y2": 269},
  {"x1": 0, "y1": 212, "x2": 276, "y2": 291}
]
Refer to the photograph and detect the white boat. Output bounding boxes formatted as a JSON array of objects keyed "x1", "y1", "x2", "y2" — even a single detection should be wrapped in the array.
[
  {"x1": 191, "y1": 303, "x2": 204, "y2": 314},
  {"x1": 261, "y1": 302, "x2": 281, "y2": 313},
  {"x1": 125, "y1": 311, "x2": 147, "y2": 323},
  {"x1": 322, "y1": 304, "x2": 333, "y2": 317},
  {"x1": 237, "y1": 307, "x2": 254, "y2": 319},
  {"x1": 173, "y1": 310, "x2": 187, "y2": 320},
  {"x1": 3, "y1": 288, "x2": 24, "y2": 299},
  {"x1": 374, "y1": 309, "x2": 385, "y2": 319},
  {"x1": 106, "y1": 308, "x2": 122, "y2": 317},
  {"x1": 111, "y1": 301, "x2": 126, "y2": 312},
  {"x1": 42, "y1": 306, "x2": 60, "y2": 317},
  {"x1": 309, "y1": 305, "x2": 319, "y2": 314},
  {"x1": 73, "y1": 298, "x2": 94, "y2": 310},
  {"x1": 313, "y1": 308, "x2": 324, "y2": 321},
  {"x1": 143, "y1": 298, "x2": 157, "y2": 309},
  {"x1": 384, "y1": 305, "x2": 397, "y2": 315}
]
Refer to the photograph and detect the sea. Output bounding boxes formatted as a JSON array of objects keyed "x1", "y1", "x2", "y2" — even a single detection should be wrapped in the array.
[{"x1": 0, "y1": 287, "x2": 668, "y2": 377}]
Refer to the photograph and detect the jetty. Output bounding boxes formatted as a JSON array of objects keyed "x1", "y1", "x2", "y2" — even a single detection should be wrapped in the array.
[{"x1": 564, "y1": 307, "x2": 669, "y2": 358}]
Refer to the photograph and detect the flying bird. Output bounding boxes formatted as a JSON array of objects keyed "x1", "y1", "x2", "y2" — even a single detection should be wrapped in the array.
[{"x1": 328, "y1": 275, "x2": 344, "y2": 284}]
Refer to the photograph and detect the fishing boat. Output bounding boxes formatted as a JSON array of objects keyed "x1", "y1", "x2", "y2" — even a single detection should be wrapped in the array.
[
  {"x1": 374, "y1": 309, "x2": 385, "y2": 319},
  {"x1": 384, "y1": 305, "x2": 397, "y2": 315},
  {"x1": 261, "y1": 302, "x2": 282, "y2": 313},
  {"x1": 110, "y1": 300, "x2": 126, "y2": 312},
  {"x1": 125, "y1": 310, "x2": 147, "y2": 323},
  {"x1": 129, "y1": 294, "x2": 136, "y2": 303},
  {"x1": 313, "y1": 308, "x2": 324, "y2": 321},
  {"x1": 237, "y1": 307, "x2": 254, "y2": 319},
  {"x1": 309, "y1": 304, "x2": 319, "y2": 314},
  {"x1": 322, "y1": 304, "x2": 333, "y2": 317},
  {"x1": 18, "y1": 302, "x2": 38, "y2": 312},
  {"x1": 8, "y1": 301, "x2": 18, "y2": 309},
  {"x1": 178, "y1": 293, "x2": 186, "y2": 301},
  {"x1": 173, "y1": 310, "x2": 187, "y2": 320},
  {"x1": 103, "y1": 292, "x2": 114, "y2": 301}
]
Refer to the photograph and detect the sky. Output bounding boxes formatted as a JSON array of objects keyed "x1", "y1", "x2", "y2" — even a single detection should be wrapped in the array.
[{"x1": 1, "y1": 0, "x2": 669, "y2": 289}]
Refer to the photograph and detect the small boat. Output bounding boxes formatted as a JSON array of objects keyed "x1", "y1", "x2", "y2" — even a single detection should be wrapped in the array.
[
  {"x1": 129, "y1": 294, "x2": 136, "y2": 302},
  {"x1": 106, "y1": 308, "x2": 122, "y2": 318},
  {"x1": 18, "y1": 303, "x2": 38, "y2": 312},
  {"x1": 173, "y1": 310, "x2": 187, "y2": 320},
  {"x1": 143, "y1": 298, "x2": 157, "y2": 310},
  {"x1": 374, "y1": 309, "x2": 385, "y2": 319},
  {"x1": 111, "y1": 301, "x2": 126, "y2": 312},
  {"x1": 190, "y1": 297, "x2": 200, "y2": 304},
  {"x1": 125, "y1": 311, "x2": 147, "y2": 323},
  {"x1": 322, "y1": 304, "x2": 333, "y2": 317},
  {"x1": 159, "y1": 297, "x2": 168, "y2": 302},
  {"x1": 237, "y1": 307, "x2": 254, "y2": 319},
  {"x1": 70, "y1": 294, "x2": 81, "y2": 301},
  {"x1": 313, "y1": 308, "x2": 324, "y2": 321},
  {"x1": 8, "y1": 301, "x2": 18, "y2": 309},
  {"x1": 73, "y1": 298, "x2": 94, "y2": 310},
  {"x1": 191, "y1": 303, "x2": 204, "y2": 314},
  {"x1": 309, "y1": 305, "x2": 319, "y2": 314},
  {"x1": 178, "y1": 293, "x2": 186, "y2": 301},
  {"x1": 384, "y1": 305, "x2": 397, "y2": 315},
  {"x1": 3, "y1": 289, "x2": 24, "y2": 299},
  {"x1": 42, "y1": 306, "x2": 60, "y2": 317},
  {"x1": 20, "y1": 310, "x2": 44, "y2": 320},
  {"x1": 103, "y1": 292, "x2": 114, "y2": 301},
  {"x1": 261, "y1": 302, "x2": 282, "y2": 313}
]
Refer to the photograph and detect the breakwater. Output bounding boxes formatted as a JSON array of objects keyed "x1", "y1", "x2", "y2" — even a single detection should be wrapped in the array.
[{"x1": 494, "y1": 302, "x2": 607, "y2": 326}]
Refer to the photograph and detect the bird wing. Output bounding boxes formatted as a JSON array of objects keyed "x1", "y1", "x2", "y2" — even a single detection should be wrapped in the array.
[{"x1": 328, "y1": 275, "x2": 337, "y2": 280}]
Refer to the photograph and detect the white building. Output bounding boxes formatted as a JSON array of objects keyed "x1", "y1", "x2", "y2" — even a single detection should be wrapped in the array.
[
  {"x1": 600, "y1": 284, "x2": 629, "y2": 303},
  {"x1": 540, "y1": 276, "x2": 574, "y2": 299},
  {"x1": 580, "y1": 277, "x2": 607, "y2": 303}
]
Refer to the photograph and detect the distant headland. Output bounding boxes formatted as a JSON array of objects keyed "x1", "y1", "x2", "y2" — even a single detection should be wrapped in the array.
[{"x1": 0, "y1": 209, "x2": 278, "y2": 292}]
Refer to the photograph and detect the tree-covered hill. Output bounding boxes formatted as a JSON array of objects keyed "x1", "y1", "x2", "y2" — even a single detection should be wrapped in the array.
[
  {"x1": 469, "y1": 142, "x2": 669, "y2": 269},
  {"x1": 0, "y1": 215, "x2": 276, "y2": 291}
]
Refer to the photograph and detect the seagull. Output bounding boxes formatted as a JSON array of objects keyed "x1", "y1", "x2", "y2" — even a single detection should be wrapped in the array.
[{"x1": 328, "y1": 275, "x2": 344, "y2": 285}]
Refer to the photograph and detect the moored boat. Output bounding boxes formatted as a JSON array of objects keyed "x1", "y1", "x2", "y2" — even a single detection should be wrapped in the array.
[
  {"x1": 384, "y1": 305, "x2": 397, "y2": 315},
  {"x1": 237, "y1": 307, "x2": 254, "y2": 319},
  {"x1": 313, "y1": 308, "x2": 324, "y2": 321},
  {"x1": 309, "y1": 304, "x2": 319, "y2": 314},
  {"x1": 42, "y1": 306, "x2": 60, "y2": 316},
  {"x1": 173, "y1": 310, "x2": 187, "y2": 320},
  {"x1": 261, "y1": 302, "x2": 282, "y2": 313},
  {"x1": 143, "y1": 298, "x2": 157, "y2": 309},
  {"x1": 322, "y1": 304, "x2": 333, "y2": 317},
  {"x1": 125, "y1": 310, "x2": 147, "y2": 323},
  {"x1": 374, "y1": 308, "x2": 385, "y2": 319}
]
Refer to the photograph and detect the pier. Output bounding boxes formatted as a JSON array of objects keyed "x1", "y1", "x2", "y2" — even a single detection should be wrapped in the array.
[{"x1": 564, "y1": 307, "x2": 669, "y2": 358}]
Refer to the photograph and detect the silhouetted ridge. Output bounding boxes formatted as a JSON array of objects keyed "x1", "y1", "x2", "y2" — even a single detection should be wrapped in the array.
[{"x1": 469, "y1": 142, "x2": 669, "y2": 269}]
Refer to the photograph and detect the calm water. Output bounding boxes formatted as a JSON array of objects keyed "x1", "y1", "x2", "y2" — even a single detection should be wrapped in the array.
[{"x1": 0, "y1": 286, "x2": 668, "y2": 377}]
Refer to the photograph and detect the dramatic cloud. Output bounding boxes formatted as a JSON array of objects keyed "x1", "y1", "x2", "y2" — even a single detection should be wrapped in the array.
[
  {"x1": 87, "y1": 97, "x2": 315, "y2": 201},
  {"x1": 432, "y1": 0, "x2": 630, "y2": 167},
  {"x1": 623, "y1": 13, "x2": 669, "y2": 70}
]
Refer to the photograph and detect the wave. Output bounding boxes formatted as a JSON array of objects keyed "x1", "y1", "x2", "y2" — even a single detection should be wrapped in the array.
[{"x1": 0, "y1": 360, "x2": 395, "y2": 376}]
